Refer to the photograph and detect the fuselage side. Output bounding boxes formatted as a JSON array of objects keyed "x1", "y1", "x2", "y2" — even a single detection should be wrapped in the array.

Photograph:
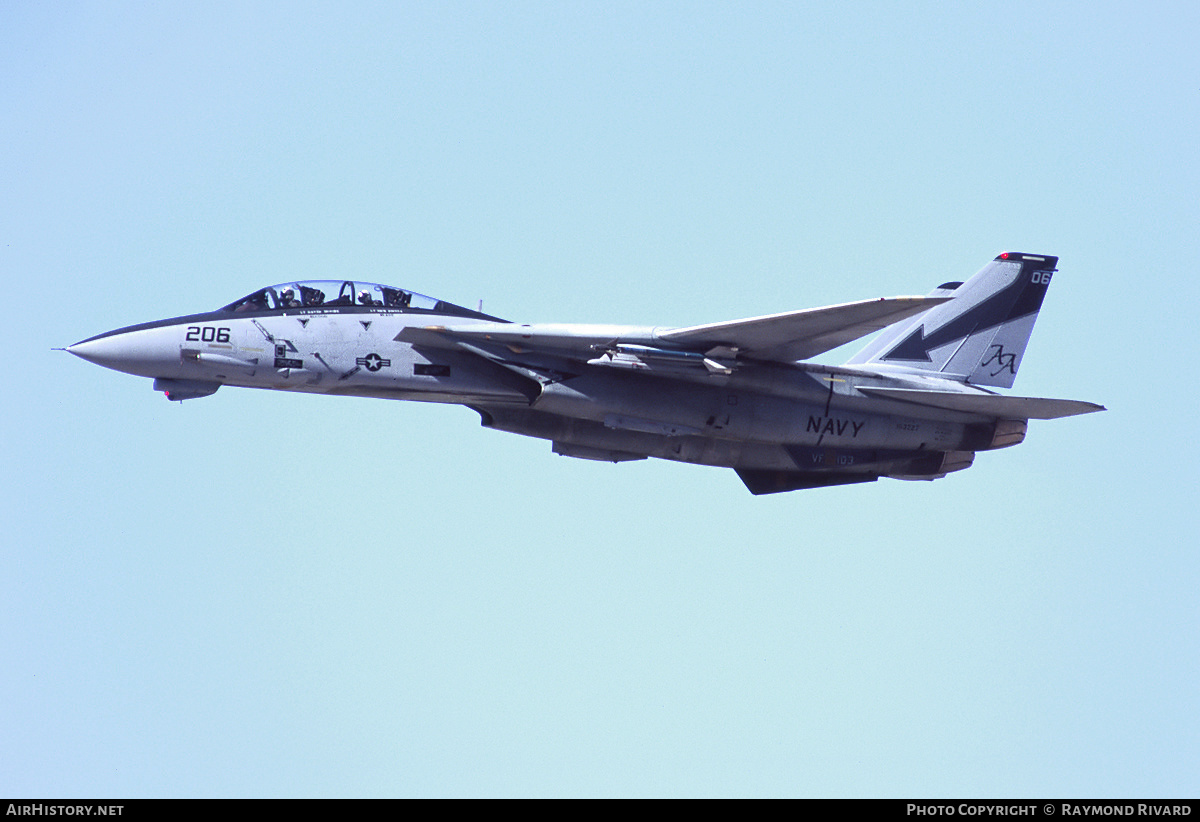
[{"x1": 69, "y1": 300, "x2": 1015, "y2": 480}]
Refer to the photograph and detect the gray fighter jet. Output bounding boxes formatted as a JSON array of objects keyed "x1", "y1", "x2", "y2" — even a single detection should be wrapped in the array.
[{"x1": 67, "y1": 252, "x2": 1103, "y2": 494}]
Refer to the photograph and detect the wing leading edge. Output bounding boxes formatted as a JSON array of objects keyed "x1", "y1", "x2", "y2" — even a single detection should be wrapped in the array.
[{"x1": 653, "y1": 296, "x2": 948, "y2": 362}]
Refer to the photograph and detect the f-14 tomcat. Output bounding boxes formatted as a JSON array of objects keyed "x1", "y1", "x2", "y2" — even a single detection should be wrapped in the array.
[{"x1": 67, "y1": 253, "x2": 1103, "y2": 494}]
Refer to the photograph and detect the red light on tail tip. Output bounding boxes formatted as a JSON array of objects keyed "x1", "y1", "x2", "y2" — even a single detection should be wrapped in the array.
[{"x1": 999, "y1": 252, "x2": 1010, "y2": 259}]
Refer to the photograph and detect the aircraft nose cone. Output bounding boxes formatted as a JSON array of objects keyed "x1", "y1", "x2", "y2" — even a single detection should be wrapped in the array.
[
  {"x1": 66, "y1": 327, "x2": 181, "y2": 378},
  {"x1": 66, "y1": 335, "x2": 133, "y2": 369},
  {"x1": 66, "y1": 338, "x2": 110, "y2": 366}
]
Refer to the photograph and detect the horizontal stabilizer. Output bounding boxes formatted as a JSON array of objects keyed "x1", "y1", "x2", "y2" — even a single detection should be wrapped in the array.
[
  {"x1": 856, "y1": 386, "x2": 1105, "y2": 420},
  {"x1": 656, "y1": 296, "x2": 948, "y2": 362}
]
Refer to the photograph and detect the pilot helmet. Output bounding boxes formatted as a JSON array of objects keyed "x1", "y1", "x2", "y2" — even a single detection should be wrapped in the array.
[
  {"x1": 281, "y1": 287, "x2": 295, "y2": 301},
  {"x1": 358, "y1": 290, "x2": 371, "y2": 304}
]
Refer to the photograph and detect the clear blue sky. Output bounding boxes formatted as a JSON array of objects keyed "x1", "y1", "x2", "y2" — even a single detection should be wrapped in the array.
[{"x1": 3, "y1": 0, "x2": 1196, "y2": 797}]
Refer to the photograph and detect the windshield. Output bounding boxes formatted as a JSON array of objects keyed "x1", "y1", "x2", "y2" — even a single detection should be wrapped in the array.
[{"x1": 219, "y1": 280, "x2": 486, "y2": 318}]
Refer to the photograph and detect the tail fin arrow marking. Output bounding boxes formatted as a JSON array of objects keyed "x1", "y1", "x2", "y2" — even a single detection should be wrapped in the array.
[{"x1": 881, "y1": 262, "x2": 1050, "y2": 363}]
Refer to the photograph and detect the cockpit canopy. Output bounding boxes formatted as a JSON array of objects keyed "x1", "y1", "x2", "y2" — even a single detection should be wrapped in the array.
[{"x1": 219, "y1": 280, "x2": 488, "y2": 319}]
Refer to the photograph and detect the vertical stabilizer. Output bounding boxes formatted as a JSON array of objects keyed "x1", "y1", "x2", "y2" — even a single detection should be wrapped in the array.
[{"x1": 847, "y1": 252, "x2": 1058, "y2": 388}]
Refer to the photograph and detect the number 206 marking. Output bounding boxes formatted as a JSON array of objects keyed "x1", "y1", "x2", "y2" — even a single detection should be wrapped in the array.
[{"x1": 186, "y1": 326, "x2": 231, "y2": 343}]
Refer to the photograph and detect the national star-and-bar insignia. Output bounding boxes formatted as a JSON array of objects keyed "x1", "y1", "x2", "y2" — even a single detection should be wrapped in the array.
[{"x1": 356, "y1": 353, "x2": 391, "y2": 372}]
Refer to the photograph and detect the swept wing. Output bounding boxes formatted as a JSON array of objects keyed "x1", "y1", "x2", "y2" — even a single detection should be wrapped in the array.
[
  {"x1": 411, "y1": 296, "x2": 947, "y2": 366},
  {"x1": 653, "y1": 296, "x2": 948, "y2": 362}
]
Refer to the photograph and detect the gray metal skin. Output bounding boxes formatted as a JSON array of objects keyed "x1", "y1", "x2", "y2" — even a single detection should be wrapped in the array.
[{"x1": 67, "y1": 254, "x2": 1104, "y2": 494}]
